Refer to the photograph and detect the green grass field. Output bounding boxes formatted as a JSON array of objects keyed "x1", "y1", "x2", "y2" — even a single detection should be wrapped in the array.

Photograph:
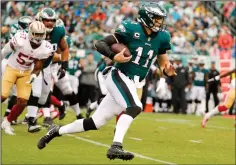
[{"x1": 1, "y1": 104, "x2": 235, "y2": 164}]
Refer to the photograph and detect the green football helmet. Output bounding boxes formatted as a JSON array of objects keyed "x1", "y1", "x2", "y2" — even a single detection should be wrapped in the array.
[
  {"x1": 18, "y1": 16, "x2": 33, "y2": 30},
  {"x1": 38, "y1": 8, "x2": 57, "y2": 32},
  {"x1": 137, "y1": 2, "x2": 167, "y2": 32}
]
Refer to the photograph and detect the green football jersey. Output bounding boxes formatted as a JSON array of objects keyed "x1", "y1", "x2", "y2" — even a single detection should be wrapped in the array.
[
  {"x1": 98, "y1": 61, "x2": 107, "y2": 72},
  {"x1": 43, "y1": 25, "x2": 66, "y2": 68},
  {"x1": 9, "y1": 23, "x2": 29, "y2": 39},
  {"x1": 193, "y1": 67, "x2": 208, "y2": 86},
  {"x1": 67, "y1": 56, "x2": 80, "y2": 75},
  {"x1": 114, "y1": 20, "x2": 171, "y2": 81}
]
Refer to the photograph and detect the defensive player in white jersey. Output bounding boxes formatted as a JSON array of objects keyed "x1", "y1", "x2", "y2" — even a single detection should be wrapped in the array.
[
  {"x1": 2, "y1": 16, "x2": 33, "y2": 122},
  {"x1": 1, "y1": 21, "x2": 55, "y2": 135},
  {"x1": 202, "y1": 68, "x2": 236, "y2": 127}
]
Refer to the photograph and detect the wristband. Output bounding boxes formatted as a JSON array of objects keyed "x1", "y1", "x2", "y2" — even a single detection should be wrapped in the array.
[
  {"x1": 163, "y1": 69, "x2": 170, "y2": 77},
  {"x1": 109, "y1": 52, "x2": 116, "y2": 60}
]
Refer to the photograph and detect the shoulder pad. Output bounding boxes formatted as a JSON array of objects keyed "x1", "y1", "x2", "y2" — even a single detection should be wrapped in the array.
[
  {"x1": 41, "y1": 41, "x2": 55, "y2": 59},
  {"x1": 53, "y1": 26, "x2": 65, "y2": 35},
  {"x1": 11, "y1": 31, "x2": 28, "y2": 48}
]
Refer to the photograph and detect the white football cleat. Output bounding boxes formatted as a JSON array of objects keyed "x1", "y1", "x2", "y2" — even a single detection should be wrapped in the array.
[{"x1": 1, "y1": 118, "x2": 15, "y2": 135}]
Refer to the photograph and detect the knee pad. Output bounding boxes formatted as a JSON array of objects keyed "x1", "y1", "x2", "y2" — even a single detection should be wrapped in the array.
[
  {"x1": 65, "y1": 92, "x2": 77, "y2": 106},
  {"x1": 83, "y1": 118, "x2": 97, "y2": 131},
  {"x1": 126, "y1": 106, "x2": 142, "y2": 118},
  {"x1": 7, "y1": 95, "x2": 17, "y2": 109},
  {"x1": 27, "y1": 95, "x2": 39, "y2": 106},
  {"x1": 218, "y1": 105, "x2": 228, "y2": 112}
]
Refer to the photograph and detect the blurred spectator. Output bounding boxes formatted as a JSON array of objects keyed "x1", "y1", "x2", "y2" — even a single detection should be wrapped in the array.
[
  {"x1": 218, "y1": 29, "x2": 234, "y2": 49},
  {"x1": 91, "y1": 7, "x2": 106, "y2": 23},
  {"x1": 209, "y1": 43, "x2": 220, "y2": 57},
  {"x1": 5, "y1": 12, "x2": 18, "y2": 26},
  {"x1": 78, "y1": 53, "x2": 97, "y2": 107},
  {"x1": 206, "y1": 24, "x2": 218, "y2": 38}
]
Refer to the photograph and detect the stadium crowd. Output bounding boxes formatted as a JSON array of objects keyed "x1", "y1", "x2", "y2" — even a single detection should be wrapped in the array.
[{"x1": 1, "y1": 1, "x2": 235, "y2": 116}]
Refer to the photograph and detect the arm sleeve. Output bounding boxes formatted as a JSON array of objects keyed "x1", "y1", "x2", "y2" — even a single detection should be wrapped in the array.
[
  {"x1": 1, "y1": 42, "x2": 13, "y2": 59},
  {"x1": 94, "y1": 21, "x2": 131, "y2": 60},
  {"x1": 94, "y1": 34, "x2": 118, "y2": 60}
]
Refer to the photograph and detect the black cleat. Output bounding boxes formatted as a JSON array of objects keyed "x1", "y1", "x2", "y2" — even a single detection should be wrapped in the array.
[
  {"x1": 37, "y1": 125, "x2": 60, "y2": 150},
  {"x1": 58, "y1": 103, "x2": 66, "y2": 120},
  {"x1": 86, "y1": 107, "x2": 94, "y2": 118},
  {"x1": 28, "y1": 117, "x2": 41, "y2": 133},
  {"x1": 42, "y1": 117, "x2": 53, "y2": 128},
  {"x1": 76, "y1": 114, "x2": 84, "y2": 119},
  {"x1": 106, "y1": 142, "x2": 134, "y2": 161}
]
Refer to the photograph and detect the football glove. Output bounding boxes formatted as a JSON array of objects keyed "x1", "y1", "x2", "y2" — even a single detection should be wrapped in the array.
[
  {"x1": 208, "y1": 75, "x2": 220, "y2": 82},
  {"x1": 57, "y1": 61, "x2": 68, "y2": 79}
]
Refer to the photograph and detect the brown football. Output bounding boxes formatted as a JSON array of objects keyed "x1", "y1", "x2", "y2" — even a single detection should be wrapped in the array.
[{"x1": 111, "y1": 43, "x2": 131, "y2": 57}]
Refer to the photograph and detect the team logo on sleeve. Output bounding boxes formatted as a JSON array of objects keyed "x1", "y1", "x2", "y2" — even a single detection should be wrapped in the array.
[{"x1": 118, "y1": 24, "x2": 126, "y2": 32}]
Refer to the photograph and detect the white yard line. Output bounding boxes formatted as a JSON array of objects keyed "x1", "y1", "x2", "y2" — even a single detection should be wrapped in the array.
[
  {"x1": 67, "y1": 134, "x2": 177, "y2": 165},
  {"x1": 138, "y1": 117, "x2": 235, "y2": 131},
  {"x1": 128, "y1": 137, "x2": 143, "y2": 141},
  {"x1": 188, "y1": 140, "x2": 203, "y2": 144}
]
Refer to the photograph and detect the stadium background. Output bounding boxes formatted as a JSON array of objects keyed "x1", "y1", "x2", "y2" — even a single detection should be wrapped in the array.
[
  {"x1": 1, "y1": 0, "x2": 235, "y2": 112},
  {"x1": 1, "y1": 1, "x2": 235, "y2": 164}
]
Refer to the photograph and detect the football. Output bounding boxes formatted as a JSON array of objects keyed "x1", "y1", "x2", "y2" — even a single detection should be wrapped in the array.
[{"x1": 111, "y1": 43, "x2": 131, "y2": 57}]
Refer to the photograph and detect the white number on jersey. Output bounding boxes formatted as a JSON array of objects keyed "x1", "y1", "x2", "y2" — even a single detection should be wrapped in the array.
[
  {"x1": 195, "y1": 72, "x2": 205, "y2": 81},
  {"x1": 16, "y1": 52, "x2": 36, "y2": 66},
  {"x1": 132, "y1": 46, "x2": 154, "y2": 68}
]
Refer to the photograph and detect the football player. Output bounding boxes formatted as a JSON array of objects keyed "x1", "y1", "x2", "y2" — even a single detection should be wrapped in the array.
[
  {"x1": 2, "y1": 16, "x2": 33, "y2": 122},
  {"x1": 25, "y1": 8, "x2": 82, "y2": 128},
  {"x1": 202, "y1": 68, "x2": 236, "y2": 127},
  {"x1": 37, "y1": 3, "x2": 176, "y2": 161},
  {"x1": 1, "y1": 21, "x2": 54, "y2": 135},
  {"x1": 191, "y1": 59, "x2": 208, "y2": 116}
]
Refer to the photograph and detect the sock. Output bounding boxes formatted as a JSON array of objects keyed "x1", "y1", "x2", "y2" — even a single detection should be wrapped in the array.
[
  {"x1": 207, "y1": 106, "x2": 220, "y2": 118},
  {"x1": 71, "y1": 104, "x2": 81, "y2": 115},
  {"x1": 113, "y1": 114, "x2": 133, "y2": 144},
  {"x1": 4, "y1": 109, "x2": 11, "y2": 117},
  {"x1": 50, "y1": 95, "x2": 62, "y2": 107},
  {"x1": 27, "y1": 106, "x2": 38, "y2": 118},
  {"x1": 89, "y1": 101, "x2": 98, "y2": 110},
  {"x1": 7, "y1": 104, "x2": 25, "y2": 122},
  {"x1": 116, "y1": 111, "x2": 124, "y2": 124},
  {"x1": 42, "y1": 108, "x2": 50, "y2": 117},
  {"x1": 59, "y1": 119, "x2": 85, "y2": 135}
]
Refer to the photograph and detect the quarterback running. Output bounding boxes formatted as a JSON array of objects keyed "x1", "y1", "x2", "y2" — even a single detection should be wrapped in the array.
[{"x1": 37, "y1": 3, "x2": 176, "y2": 161}]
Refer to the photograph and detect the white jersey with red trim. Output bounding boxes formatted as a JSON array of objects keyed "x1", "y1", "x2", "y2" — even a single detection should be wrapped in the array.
[{"x1": 8, "y1": 31, "x2": 54, "y2": 71}]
